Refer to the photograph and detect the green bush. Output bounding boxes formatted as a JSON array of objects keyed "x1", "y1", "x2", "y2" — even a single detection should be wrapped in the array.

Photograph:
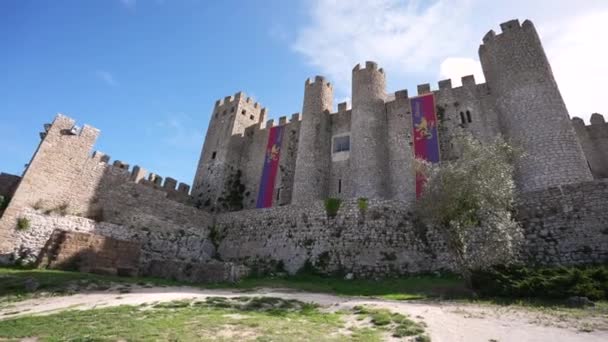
[
  {"x1": 471, "y1": 265, "x2": 608, "y2": 300},
  {"x1": 357, "y1": 197, "x2": 368, "y2": 212},
  {"x1": 324, "y1": 198, "x2": 341, "y2": 218},
  {"x1": 16, "y1": 217, "x2": 30, "y2": 231}
]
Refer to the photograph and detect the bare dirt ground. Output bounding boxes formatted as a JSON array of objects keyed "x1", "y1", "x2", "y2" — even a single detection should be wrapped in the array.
[{"x1": 1, "y1": 285, "x2": 607, "y2": 342}]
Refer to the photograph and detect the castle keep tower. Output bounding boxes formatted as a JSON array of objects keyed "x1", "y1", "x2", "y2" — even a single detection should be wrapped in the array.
[
  {"x1": 192, "y1": 92, "x2": 266, "y2": 209},
  {"x1": 479, "y1": 20, "x2": 592, "y2": 191},
  {"x1": 350, "y1": 61, "x2": 389, "y2": 198},
  {"x1": 292, "y1": 76, "x2": 333, "y2": 204}
]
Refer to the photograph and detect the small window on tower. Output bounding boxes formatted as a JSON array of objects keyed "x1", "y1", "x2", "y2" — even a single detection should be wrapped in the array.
[
  {"x1": 242, "y1": 110, "x2": 246, "y2": 116},
  {"x1": 333, "y1": 135, "x2": 350, "y2": 153},
  {"x1": 223, "y1": 110, "x2": 227, "y2": 116},
  {"x1": 231, "y1": 107, "x2": 235, "y2": 113},
  {"x1": 459, "y1": 112, "x2": 466, "y2": 125},
  {"x1": 466, "y1": 110, "x2": 472, "y2": 123},
  {"x1": 338, "y1": 179, "x2": 342, "y2": 193},
  {"x1": 211, "y1": 151, "x2": 217, "y2": 160},
  {"x1": 276, "y1": 188, "x2": 281, "y2": 201},
  {"x1": 250, "y1": 115, "x2": 255, "y2": 120}
]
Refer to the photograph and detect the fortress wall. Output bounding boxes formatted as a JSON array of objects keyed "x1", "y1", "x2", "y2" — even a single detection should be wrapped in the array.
[
  {"x1": 0, "y1": 173, "x2": 21, "y2": 199},
  {"x1": 11, "y1": 208, "x2": 215, "y2": 271},
  {"x1": 215, "y1": 199, "x2": 453, "y2": 276},
  {"x1": 385, "y1": 91, "x2": 415, "y2": 201},
  {"x1": 276, "y1": 115, "x2": 301, "y2": 206},
  {"x1": 0, "y1": 114, "x2": 206, "y2": 261},
  {"x1": 573, "y1": 114, "x2": 608, "y2": 179},
  {"x1": 431, "y1": 77, "x2": 500, "y2": 160},
  {"x1": 328, "y1": 108, "x2": 351, "y2": 199},
  {"x1": 239, "y1": 123, "x2": 269, "y2": 209},
  {"x1": 215, "y1": 179, "x2": 608, "y2": 276},
  {"x1": 517, "y1": 179, "x2": 608, "y2": 265}
]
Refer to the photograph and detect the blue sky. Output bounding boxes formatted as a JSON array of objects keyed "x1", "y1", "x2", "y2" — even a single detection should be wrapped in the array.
[{"x1": 1, "y1": 0, "x2": 607, "y2": 185}]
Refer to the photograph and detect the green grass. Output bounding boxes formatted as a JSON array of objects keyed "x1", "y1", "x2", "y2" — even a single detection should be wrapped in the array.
[
  {"x1": 0, "y1": 297, "x2": 387, "y2": 342},
  {"x1": 0, "y1": 267, "x2": 181, "y2": 303},
  {"x1": 210, "y1": 272, "x2": 468, "y2": 300},
  {"x1": 0, "y1": 266, "x2": 467, "y2": 303},
  {"x1": 353, "y1": 306, "x2": 429, "y2": 340}
]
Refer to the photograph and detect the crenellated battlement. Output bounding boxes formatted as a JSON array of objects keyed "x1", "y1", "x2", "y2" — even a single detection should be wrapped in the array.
[
  {"x1": 305, "y1": 75, "x2": 332, "y2": 89},
  {"x1": 590, "y1": 113, "x2": 606, "y2": 125},
  {"x1": 353, "y1": 61, "x2": 384, "y2": 74},
  {"x1": 89, "y1": 150, "x2": 192, "y2": 196},
  {"x1": 480, "y1": 19, "x2": 534, "y2": 45}
]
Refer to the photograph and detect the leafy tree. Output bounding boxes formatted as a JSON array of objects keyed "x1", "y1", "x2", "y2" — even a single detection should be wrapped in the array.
[{"x1": 415, "y1": 134, "x2": 523, "y2": 287}]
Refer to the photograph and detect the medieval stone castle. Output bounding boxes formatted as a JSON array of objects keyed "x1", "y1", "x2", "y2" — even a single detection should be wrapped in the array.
[
  {"x1": 192, "y1": 19, "x2": 607, "y2": 212},
  {"x1": 0, "y1": 19, "x2": 606, "y2": 280}
]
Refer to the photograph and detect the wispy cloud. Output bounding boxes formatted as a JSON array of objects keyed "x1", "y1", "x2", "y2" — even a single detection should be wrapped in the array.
[
  {"x1": 95, "y1": 70, "x2": 117, "y2": 86},
  {"x1": 119, "y1": 0, "x2": 136, "y2": 9},
  {"x1": 293, "y1": 0, "x2": 608, "y2": 122},
  {"x1": 156, "y1": 113, "x2": 203, "y2": 150}
]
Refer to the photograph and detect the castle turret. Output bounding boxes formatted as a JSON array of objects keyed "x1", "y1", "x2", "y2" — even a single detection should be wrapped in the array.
[
  {"x1": 292, "y1": 76, "x2": 333, "y2": 204},
  {"x1": 350, "y1": 61, "x2": 389, "y2": 199},
  {"x1": 192, "y1": 92, "x2": 267, "y2": 210},
  {"x1": 479, "y1": 19, "x2": 592, "y2": 191}
]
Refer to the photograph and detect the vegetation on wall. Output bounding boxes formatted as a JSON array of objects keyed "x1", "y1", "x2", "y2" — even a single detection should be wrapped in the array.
[
  {"x1": 324, "y1": 198, "x2": 341, "y2": 218},
  {"x1": 16, "y1": 217, "x2": 30, "y2": 231},
  {"x1": 218, "y1": 169, "x2": 245, "y2": 212},
  {"x1": 415, "y1": 134, "x2": 523, "y2": 287},
  {"x1": 357, "y1": 197, "x2": 368, "y2": 213}
]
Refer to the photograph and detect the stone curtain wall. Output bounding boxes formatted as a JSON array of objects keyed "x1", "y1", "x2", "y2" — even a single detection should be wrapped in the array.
[
  {"x1": 216, "y1": 180, "x2": 608, "y2": 277},
  {"x1": 517, "y1": 179, "x2": 608, "y2": 265},
  {"x1": 215, "y1": 200, "x2": 453, "y2": 276},
  {"x1": 0, "y1": 173, "x2": 21, "y2": 199}
]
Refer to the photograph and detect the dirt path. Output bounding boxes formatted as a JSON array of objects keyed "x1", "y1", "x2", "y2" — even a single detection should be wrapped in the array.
[{"x1": 1, "y1": 286, "x2": 606, "y2": 342}]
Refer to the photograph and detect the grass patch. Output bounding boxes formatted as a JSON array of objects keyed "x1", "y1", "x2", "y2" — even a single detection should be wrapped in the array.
[
  {"x1": 324, "y1": 198, "x2": 342, "y2": 218},
  {"x1": 354, "y1": 306, "x2": 429, "y2": 340},
  {"x1": 0, "y1": 297, "x2": 383, "y2": 341},
  {"x1": 0, "y1": 267, "x2": 181, "y2": 303}
]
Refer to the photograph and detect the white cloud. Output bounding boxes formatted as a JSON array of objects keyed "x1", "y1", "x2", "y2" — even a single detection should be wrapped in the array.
[
  {"x1": 542, "y1": 10, "x2": 608, "y2": 122},
  {"x1": 95, "y1": 70, "x2": 117, "y2": 86},
  {"x1": 293, "y1": 0, "x2": 608, "y2": 122},
  {"x1": 438, "y1": 58, "x2": 484, "y2": 87},
  {"x1": 293, "y1": 0, "x2": 475, "y2": 95}
]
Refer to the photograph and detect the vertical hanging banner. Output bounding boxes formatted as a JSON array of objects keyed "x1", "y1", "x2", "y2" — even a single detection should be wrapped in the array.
[
  {"x1": 411, "y1": 93, "x2": 440, "y2": 198},
  {"x1": 256, "y1": 125, "x2": 285, "y2": 208}
]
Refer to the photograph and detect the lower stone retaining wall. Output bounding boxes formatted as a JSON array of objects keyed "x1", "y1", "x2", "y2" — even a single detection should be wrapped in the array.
[
  {"x1": 38, "y1": 230, "x2": 141, "y2": 276},
  {"x1": 215, "y1": 200, "x2": 453, "y2": 277},
  {"x1": 215, "y1": 180, "x2": 608, "y2": 277},
  {"x1": 8, "y1": 208, "x2": 215, "y2": 270},
  {"x1": 516, "y1": 179, "x2": 608, "y2": 265}
]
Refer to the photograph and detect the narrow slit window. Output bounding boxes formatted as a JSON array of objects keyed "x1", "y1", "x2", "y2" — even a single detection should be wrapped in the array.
[
  {"x1": 211, "y1": 151, "x2": 217, "y2": 160},
  {"x1": 466, "y1": 110, "x2": 472, "y2": 123},
  {"x1": 338, "y1": 179, "x2": 342, "y2": 193},
  {"x1": 276, "y1": 188, "x2": 281, "y2": 201},
  {"x1": 459, "y1": 112, "x2": 465, "y2": 125}
]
